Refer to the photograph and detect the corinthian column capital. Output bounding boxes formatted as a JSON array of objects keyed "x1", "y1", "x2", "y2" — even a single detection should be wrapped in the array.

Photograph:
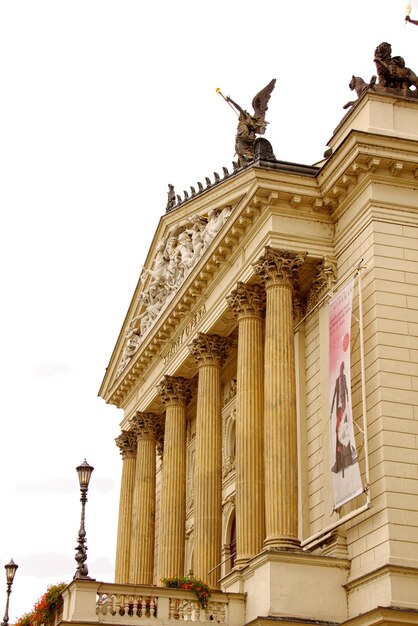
[
  {"x1": 307, "y1": 257, "x2": 337, "y2": 311},
  {"x1": 115, "y1": 430, "x2": 138, "y2": 459},
  {"x1": 227, "y1": 282, "x2": 265, "y2": 319},
  {"x1": 253, "y1": 246, "x2": 307, "y2": 288},
  {"x1": 293, "y1": 290, "x2": 307, "y2": 325},
  {"x1": 129, "y1": 412, "x2": 160, "y2": 441},
  {"x1": 157, "y1": 375, "x2": 195, "y2": 406},
  {"x1": 189, "y1": 333, "x2": 231, "y2": 367}
]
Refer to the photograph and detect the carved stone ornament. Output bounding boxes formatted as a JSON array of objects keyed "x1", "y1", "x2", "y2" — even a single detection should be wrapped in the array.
[
  {"x1": 115, "y1": 430, "x2": 137, "y2": 458},
  {"x1": 293, "y1": 290, "x2": 307, "y2": 325},
  {"x1": 157, "y1": 375, "x2": 195, "y2": 406},
  {"x1": 254, "y1": 137, "x2": 276, "y2": 161},
  {"x1": 227, "y1": 283, "x2": 265, "y2": 319},
  {"x1": 116, "y1": 206, "x2": 233, "y2": 379},
  {"x1": 253, "y1": 246, "x2": 307, "y2": 288},
  {"x1": 307, "y1": 257, "x2": 337, "y2": 312},
  {"x1": 223, "y1": 378, "x2": 237, "y2": 406},
  {"x1": 222, "y1": 456, "x2": 236, "y2": 479},
  {"x1": 189, "y1": 333, "x2": 232, "y2": 367},
  {"x1": 129, "y1": 412, "x2": 160, "y2": 440}
]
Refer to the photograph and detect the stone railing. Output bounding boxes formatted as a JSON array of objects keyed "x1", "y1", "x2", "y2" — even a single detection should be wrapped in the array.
[{"x1": 61, "y1": 579, "x2": 246, "y2": 626}]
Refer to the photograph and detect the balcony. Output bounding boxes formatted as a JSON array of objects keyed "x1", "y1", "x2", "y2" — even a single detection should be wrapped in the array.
[{"x1": 60, "y1": 579, "x2": 246, "y2": 626}]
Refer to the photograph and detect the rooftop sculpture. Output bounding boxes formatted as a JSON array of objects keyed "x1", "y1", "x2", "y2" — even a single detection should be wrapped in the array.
[
  {"x1": 343, "y1": 42, "x2": 418, "y2": 110},
  {"x1": 217, "y1": 79, "x2": 276, "y2": 167},
  {"x1": 374, "y1": 42, "x2": 418, "y2": 92}
]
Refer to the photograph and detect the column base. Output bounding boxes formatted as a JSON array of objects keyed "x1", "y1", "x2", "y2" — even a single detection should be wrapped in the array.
[{"x1": 263, "y1": 536, "x2": 302, "y2": 551}]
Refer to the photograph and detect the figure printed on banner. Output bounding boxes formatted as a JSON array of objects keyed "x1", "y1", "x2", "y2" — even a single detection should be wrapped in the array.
[
  {"x1": 330, "y1": 357, "x2": 358, "y2": 478},
  {"x1": 328, "y1": 279, "x2": 363, "y2": 510}
]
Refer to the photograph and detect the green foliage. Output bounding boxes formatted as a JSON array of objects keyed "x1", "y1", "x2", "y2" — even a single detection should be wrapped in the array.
[
  {"x1": 161, "y1": 576, "x2": 210, "y2": 608},
  {"x1": 14, "y1": 582, "x2": 67, "y2": 626}
]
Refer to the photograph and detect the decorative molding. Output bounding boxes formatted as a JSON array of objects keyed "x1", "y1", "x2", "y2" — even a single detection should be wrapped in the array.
[
  {"x1": 189, "y1": 333, "x2": 232, "y2": 367},
  {"x1": 115, "y1": 207, "x2": 232, "y2": 378},
  {"x1": 307, "y1": 256, "x2": 337, "y2": 312},
  {"x1": 227, "y1": 283, "x2": 265, "y2": 320},
  {"x1": 253, "y1": 246, "x2": 307, "y2": 288},
  {"x1": 157, "y1": 375, "x2": 195, "y2": 406},
  {"x1": 115, "y1": 430, "x2": 137, "y2": 459},
  {"x1": 223, "y1": 379, "x2": 237, "y2": 406},
  {"x1": 129, "y1": 412, "x2": 165, "y2": 458},
  {"x1": 293, "y1": 290, "x2": 307, "y2": 325}
]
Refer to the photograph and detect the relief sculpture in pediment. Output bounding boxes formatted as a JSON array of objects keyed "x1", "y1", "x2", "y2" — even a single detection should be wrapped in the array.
[{"x1": 115, "y1": 205, "x2": 232, "y2": 378}]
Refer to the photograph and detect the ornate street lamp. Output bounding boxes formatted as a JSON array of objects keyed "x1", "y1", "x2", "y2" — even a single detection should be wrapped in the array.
[
  {"x1": 1, "y1": 559, "x2": 18, "y2": 626},
  {"x1": 73, "y1": 459, "x2": 94, "y2": 579}
]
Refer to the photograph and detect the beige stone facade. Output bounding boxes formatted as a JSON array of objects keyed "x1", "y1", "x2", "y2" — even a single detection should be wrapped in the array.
[{"x1": 97, "y1": 90, "x2": 418, "y2": 626}]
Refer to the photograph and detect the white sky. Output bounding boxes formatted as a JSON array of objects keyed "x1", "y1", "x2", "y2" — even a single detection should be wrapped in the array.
[{"x1": 0, "y1": 0, "x2": 416, "y2": 620}]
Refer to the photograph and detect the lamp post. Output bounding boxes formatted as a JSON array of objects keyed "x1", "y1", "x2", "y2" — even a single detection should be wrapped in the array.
[
  {"x1": 1, "y1": 559, "x2": 18, "y2": 626},
  {"x1": 73, "y1": 459, "x2": 94, "y2": 579}
]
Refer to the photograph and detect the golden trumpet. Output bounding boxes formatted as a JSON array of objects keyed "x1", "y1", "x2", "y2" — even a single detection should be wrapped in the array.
[{"x1": 216, "y1": 87, "x2": 238, "y2": 115}]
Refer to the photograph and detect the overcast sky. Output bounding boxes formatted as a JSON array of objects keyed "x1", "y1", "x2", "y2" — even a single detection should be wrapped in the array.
[{"x1": 0, "y1": 0, "x2": 416, "y2": 620}]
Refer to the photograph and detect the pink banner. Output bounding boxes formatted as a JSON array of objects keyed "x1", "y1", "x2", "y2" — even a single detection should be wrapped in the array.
[{"x1": 329, "y1": 279, "x2": 363, "y2": 509}]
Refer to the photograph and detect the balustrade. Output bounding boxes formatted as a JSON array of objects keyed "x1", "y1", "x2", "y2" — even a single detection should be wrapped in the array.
[{"x1": 61, "y1": 579, "x2": 245, "y2": 626}]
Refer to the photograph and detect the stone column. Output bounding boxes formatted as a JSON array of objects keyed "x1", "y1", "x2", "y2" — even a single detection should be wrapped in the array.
[
  {"x1": 253, "y1": 247, "x2": 307, "y2": 550},
  {"x1": 189, "y1": 333, "x2": 231, "y2": 588},
  {"x1": 157, "y1": 375, "x2": 194, "y2": 579},
  {"x1": 227, "y1": 283, "x2": 265, "y2": 566},
  {"x1": 114, "y1": 430, "x2": 137, "y2": 583},
  {"x1": 128, "y1": 412, "x2": 161, "y2": 584}
]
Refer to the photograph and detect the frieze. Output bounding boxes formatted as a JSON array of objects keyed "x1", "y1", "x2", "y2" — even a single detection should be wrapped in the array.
[
  {"x1": 116, "y1": 207, "x2": 232, "y2": 378},
  {"x1": 163, "y1": 304, "x2": 206, "y2": 365}
]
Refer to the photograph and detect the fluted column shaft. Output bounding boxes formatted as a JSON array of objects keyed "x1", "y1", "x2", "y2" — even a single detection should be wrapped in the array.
[
  {"x1": 190, "y1": 333, "x2": 231, "y2": 588},
  {"x1": 254, "y1": 247, "x2": 307, "y2": 549},
  {"x1": 158, "y1": 376, "x2": 193, "y2": 579},
  {"x1": 114, "y1": 431, "x2": 137, "y2": 583},
  {"x1": 129, "y1": 413, "x2": 160, "y2": 584},
  {"x1": 228, "y1": 283, "x2": 265, "y2": 565}
]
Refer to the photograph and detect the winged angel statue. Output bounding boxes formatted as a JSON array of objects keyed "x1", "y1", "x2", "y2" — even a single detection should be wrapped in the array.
[{"x1": 226, "y1": 79, "x2": 276, "y2": 166}]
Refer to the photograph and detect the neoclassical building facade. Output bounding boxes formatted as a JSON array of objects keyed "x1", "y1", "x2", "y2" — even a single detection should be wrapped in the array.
[{"x1": 95, "y1": 90, "x2": 418, "y2": 626}]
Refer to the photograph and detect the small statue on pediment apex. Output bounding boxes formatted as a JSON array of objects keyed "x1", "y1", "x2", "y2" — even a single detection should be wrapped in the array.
[
  {"x1": 218, "y1": 79, "x2": 276, "y2": 167},
  {"x1": 374, "y1": 41, "x2": 418, "y2": 93},
  {"x1": 166, "y1": 184, "x2": 176, "y2": 212}
]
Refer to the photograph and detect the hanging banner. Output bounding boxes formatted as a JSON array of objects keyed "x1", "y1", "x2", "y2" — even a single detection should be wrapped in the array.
[{"x1": 329, "y1": 279, "x2": 363, "y2": 509}]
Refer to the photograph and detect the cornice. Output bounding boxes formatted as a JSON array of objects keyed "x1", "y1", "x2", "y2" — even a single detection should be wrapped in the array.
[
  {"x1": 319, "y1": 131, "x2": 418, "y2": 219},
  {"x1": 339, "y1": 607, "x2": 418, "y2": 626},
  {"x1": 345, "y1": 562, "x2": 418, "y2": 590}
]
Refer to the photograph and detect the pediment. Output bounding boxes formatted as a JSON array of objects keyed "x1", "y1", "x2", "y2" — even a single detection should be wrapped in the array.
[{"x1": 100, "y1": 185, "x2": 252, "y2": 402}]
